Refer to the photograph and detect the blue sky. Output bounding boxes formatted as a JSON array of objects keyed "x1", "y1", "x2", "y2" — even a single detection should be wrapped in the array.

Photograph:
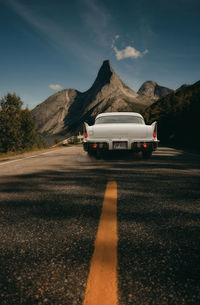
[{"x1": 0, "y1": 0, "x2": 200, "y2": 109}]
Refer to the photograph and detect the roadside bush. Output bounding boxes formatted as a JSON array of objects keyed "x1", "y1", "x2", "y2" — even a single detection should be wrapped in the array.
[{"x1": 0, "y1": 93, "x2": 46, "y2": 153}]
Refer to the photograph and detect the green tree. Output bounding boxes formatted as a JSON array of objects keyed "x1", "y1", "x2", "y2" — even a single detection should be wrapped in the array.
[
  {"x1": 143, "y1": 80, "x2": 200, "y2": 149},
  {"x1": 21, "y1": 108, "x2": 37, "y2": 150},
  {"x1": 0, "y1": 93, "x2": 37, "y2": 152}
]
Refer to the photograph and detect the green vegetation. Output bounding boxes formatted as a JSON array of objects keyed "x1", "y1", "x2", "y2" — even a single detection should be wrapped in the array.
[
  {"x1": 0, "y1": 93, "x2": 47, "y2": 153},
  {"x1": 143, "y1": 81, "x2": 200, "y2": 150}
]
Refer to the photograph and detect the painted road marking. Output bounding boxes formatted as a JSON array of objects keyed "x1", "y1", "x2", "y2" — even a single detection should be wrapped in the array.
[
  {"x1": 83, "y1": 181, "x2": 118, "y2": 305},
  {"x1": 0, "y1": 148, "x2": 69, "y2": 166}
]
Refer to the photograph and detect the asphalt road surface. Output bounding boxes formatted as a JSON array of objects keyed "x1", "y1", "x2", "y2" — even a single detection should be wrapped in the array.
[{"x1": 0, "y1": 145, "x2": 199, "y2": 305}]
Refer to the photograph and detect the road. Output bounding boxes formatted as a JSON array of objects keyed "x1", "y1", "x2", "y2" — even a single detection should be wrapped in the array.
[{"x1": 0, "y1": 145, "x2": 199, "y2": 305}]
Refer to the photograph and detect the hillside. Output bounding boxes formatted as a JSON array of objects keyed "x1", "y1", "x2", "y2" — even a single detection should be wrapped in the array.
[{"x1": 143, "y1": 80, "x2": 200, "y2": 149}]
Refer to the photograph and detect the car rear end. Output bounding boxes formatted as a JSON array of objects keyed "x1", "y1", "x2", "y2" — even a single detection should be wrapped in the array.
[{"x1": 83, "y1": 112, "x2": 159, "y2": 158}]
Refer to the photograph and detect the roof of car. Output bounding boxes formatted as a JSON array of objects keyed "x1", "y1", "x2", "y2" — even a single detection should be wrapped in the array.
[{"x1": 96, "y1": 112, "x2": 143, "y2": 119}]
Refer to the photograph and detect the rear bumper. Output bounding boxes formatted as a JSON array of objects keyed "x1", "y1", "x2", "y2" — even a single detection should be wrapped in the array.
[
  {"x1": 83, "y1": 140, "x2": 158, "y2": 152},
  {"x1": 83, "y1": 142, "x2": 109, "y2": 152}
]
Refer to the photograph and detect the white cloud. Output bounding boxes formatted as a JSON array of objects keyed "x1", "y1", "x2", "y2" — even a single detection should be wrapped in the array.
[
  {"x1": 49, "y1": 84, "x2": 63, "y2": 90},
  {"x1": 113, "y1": 46, "x2": 148, "y2": 60}
]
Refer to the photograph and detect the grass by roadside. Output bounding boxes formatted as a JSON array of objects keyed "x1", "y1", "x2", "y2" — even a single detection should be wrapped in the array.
[
  {"x1": 0, "y1": 145, "x2": 65, "y2": 162},
  {"x1": 0, "y1": 142, "x2": 82, "y2": 162}
]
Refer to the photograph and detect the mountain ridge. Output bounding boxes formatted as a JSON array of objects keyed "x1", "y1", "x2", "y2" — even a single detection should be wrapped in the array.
[{"x1": 31, "y1": 60, "x2": 172, "y2": 135}]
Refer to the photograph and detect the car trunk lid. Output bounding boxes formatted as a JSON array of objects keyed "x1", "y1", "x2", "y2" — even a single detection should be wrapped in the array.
[{"x1": 91, "y1": 124, "x2": 148, "y2": 138}]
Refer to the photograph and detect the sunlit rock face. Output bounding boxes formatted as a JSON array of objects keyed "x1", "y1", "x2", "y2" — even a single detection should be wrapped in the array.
[{"x1": 31, "y1": 88, "x2": 79, "y2": 134}]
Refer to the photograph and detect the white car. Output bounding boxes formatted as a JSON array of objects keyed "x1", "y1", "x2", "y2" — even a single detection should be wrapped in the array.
[{"x1": 83, "y1": 112, "x2": 159, "y2": 159}]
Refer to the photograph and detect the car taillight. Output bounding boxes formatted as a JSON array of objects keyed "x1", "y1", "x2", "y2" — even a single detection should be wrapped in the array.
[
  {"x1": 84, "y1": 131, "x2": 88, "y2": 138},
  {"x1": 153, "y1": 126, "x2": 157, "y2": 138}
]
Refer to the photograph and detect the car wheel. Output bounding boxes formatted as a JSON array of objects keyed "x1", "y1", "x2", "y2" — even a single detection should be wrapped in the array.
[
  {"x1": 96, "y1": 149, "x2": 102, "y2": 159},
  {"x1": 142, "y1": 151, "x2": 152, "y2": 159},
  {"x1": 88, "y1": 150, "x2": 94, "y2": 157}
]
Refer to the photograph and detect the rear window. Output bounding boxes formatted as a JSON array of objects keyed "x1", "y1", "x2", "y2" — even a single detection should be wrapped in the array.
[{"x1": 95, "y1": 115, "x2": 144, "y2": 124}]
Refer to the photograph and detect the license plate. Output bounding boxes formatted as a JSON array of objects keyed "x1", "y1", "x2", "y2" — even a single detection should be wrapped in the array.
[{"x1": 113, "y1": 142, "x2": 128, "y2": 150}]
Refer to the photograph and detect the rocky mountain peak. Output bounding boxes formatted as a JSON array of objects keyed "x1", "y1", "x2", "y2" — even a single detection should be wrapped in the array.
[
  {"x1": 89, "y1": 60, "x2": 116, "y2": 92},
  {"x1": 138, "y1": 80, "x2": 158, "y2": 97},
  {"x1": 138, "y1": 80, "x2": 173, "y2": 101},
  {"x1": 100, "y1": 59, "x2": 112, "y2": 73}
]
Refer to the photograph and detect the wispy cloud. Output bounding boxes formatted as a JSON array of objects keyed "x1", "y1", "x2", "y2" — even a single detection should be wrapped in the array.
[
  {"x1": 6, "y1": 0, "x2": 103, "y2": 64},
  {"x1": 80, "y1": 0, "x2": 113, "y2": 47},
  {"x1": 49, "y1": 84, "x2": 63, "y2": 90},
  {"x1": 111, "y1": 34, "x2": 120, "y2": 48},
  {"x1": 82, "y1": 0, "x2": 109, "y2": 28},
  {"x1": 138, "y1": 17, "x2": 157, "y2": 45},
  {"x1": 114, "y1": 46, "x2": 148, "y2": 60},
  {"x1": 7, "y1": 0, "x2": 63, "y2": 41}
]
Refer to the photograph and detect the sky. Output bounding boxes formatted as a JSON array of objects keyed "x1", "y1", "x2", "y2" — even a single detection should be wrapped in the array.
[{"x1": 0, "y1": 0, "x2": 200, "y2": 109}]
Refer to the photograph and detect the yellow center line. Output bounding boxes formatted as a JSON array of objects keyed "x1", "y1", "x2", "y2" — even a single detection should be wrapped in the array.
[{"x1": 83, "y1": 181, "x2": 118, "y2": 305}]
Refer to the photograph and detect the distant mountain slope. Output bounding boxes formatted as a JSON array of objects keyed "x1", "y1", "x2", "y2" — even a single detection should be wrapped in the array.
[
  {"x1": 31, "y1": 89, "x2": 79, "y2": 134},
  {"x1": 176, "y1": 84, "x2": 189, "y2": 92},
  {"x1": 138, "y1": 80, "x2": 173, "y2": 101},
  {"x1": 143, "y1": 80, "x2": 200, "y2": 149},
  {"x1": 32, "y1": 60, "x2": 153, "y2": 135}
]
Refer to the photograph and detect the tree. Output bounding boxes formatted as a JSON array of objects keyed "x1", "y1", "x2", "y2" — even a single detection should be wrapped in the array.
[
  {"x1": 21, "y1": 108, "x2": 37, "y2": 150},
  {"x1": 143, "y1": 80, "x2": 200, "y2": 149},
  {"x1": 0, "y1": 93, "x2": 37, "y2": 152}
]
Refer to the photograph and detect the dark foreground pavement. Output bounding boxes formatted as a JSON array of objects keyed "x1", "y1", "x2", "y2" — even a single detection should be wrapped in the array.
[{"x1": 0, "y1": 146, "x2": 199, "y2": 305}]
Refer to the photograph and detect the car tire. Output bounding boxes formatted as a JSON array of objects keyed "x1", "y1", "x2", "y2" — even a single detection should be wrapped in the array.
[
  {"x1": 142, "y1": 151, "x2": 152, "y2": 159},
  {"x1": 88, "y1": 150, "x2": 94, "y2": 157},
  {"x1": 96, "y1": 149, "x2": 102, "y2": 159}
]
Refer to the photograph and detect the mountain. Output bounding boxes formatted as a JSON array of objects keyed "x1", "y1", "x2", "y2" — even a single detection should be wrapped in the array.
[
  {"x1": 143, "y1": 80, "x2": 200, "y2": 149},
  {"x1": 138, "y1": 80, "x2": 173, "y2": 101},
  {"x1": 176, "y1": 84, "x2": 189, "y2": 92},
  {"x1": 32, "y1": 60, "x2": 153, "y2": 135},
  {"x1": 31, "y1": 88, "x2": 79, "y2": 135}
]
